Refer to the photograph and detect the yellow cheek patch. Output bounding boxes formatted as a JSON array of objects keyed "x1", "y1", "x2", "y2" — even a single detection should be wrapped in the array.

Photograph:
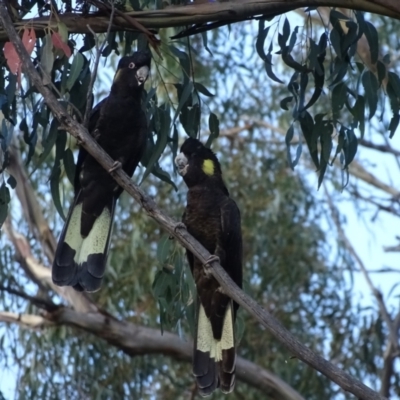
[{"x1": 202, "y1": 159, "x2": 215, "y2": 176}]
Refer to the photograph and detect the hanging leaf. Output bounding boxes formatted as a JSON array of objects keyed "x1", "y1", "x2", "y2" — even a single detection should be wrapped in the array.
[
  {"x1": 280, "y1": 96, "x2": 293, "y2": 110},
  {"x1": 299, "y1": 111, "x2": 318, "y2": 169},
  {"x1": 285, "y1": 124, "x2": 294, "y2": 170},
  {"x1": 80, "y1": 33, "x2": 95, "y2": 53},
  {"x1": 52, "y1": 31, "x2": 71, "y2": 58},
  {"x1": 4, "y1": 29, "x2": 35, "y2": 79},
  {"x1": 3, "y1": 42, "x2": 20, "y2": 75},
  {"x1": 66, "y1": 52, "x2": 84, "y2": 91},
  {"x1": 205, "y1": 112, "x2": 220, "y2": 148},
  {"x1": 343, "y1": 128, "x2": 358, "y2": 168},
  {"x1": 361, "y1": 70, "x2": 379, "y2": 119},
  {"x1": 7, "y1": 174, "x2": 17, "y2": 189},
  {"x1": 194, "y1": 82, "x2": 214, "y2": 97},
  {"x1": 141, "y1": 106, "x2": 171, "y2": 184},
  {"x1": 264, "y1": 54, "x2": 284, "y2": 84},
  {"x1": 41, "y1": 34, "x2": 54, "y2": 79},
  {"x1": 331, "y1": 82, "x2": 347, "y2": 120},
  {"x1": 63, "y1": 148, "x2": 76, "y2": 185},
  {"x1": 256, "y1": 20, "x2": 270, "y2": 61},
  {"x1": 172, "y1": 81, "x2": 193, "y2": 124},
  {"x1": 0, "y1": 182, "x2": 10, "y2": 228}
]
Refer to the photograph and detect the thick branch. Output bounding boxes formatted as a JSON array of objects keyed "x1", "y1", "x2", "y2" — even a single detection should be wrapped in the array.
[
  {"x1": 4, "y1": 213, "x2": 97, "y2": 313},
  {"x1": 0, "y1": 311, "x2": 53, "y2": 329},
  {"x1": 0, "y1": 0, "x2": 399, "y2": 41},
  {"x1": 0, "y1": 308, "x2": 305, "y2": 400},
  {"x1": 0, "y1": 4, "x2": 386, "y2": 399}
]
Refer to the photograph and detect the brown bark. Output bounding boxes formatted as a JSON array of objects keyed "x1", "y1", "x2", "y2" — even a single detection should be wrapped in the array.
[
  {"x1": 0, "y1": 308, "x2": 305, "y2": 400},
  {"x1": 0, "y1": 0, "x2": 399, "y2": 41}
]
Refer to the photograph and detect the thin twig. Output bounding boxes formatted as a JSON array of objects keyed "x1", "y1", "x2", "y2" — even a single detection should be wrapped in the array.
[
  {"x1": 0, "y1": 5, "x2": 387, "y2": 399},
  {"x1": 0, "y1": 285, "x2": 58, "y2": 311},
  {"x1": 83, "y1": 1, "x2": 116, "y2": 128}
]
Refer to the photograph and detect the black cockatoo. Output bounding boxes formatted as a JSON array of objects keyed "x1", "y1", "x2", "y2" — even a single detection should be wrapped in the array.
[
  {"x1": 52, "y1": 51, "x2": 151, "y2": 292},
  {"x1": 175, "y1": 138, "x2": 243, "y2": 396}
]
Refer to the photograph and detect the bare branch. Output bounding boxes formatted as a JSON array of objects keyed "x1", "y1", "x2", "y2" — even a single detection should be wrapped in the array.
[
  {"x1": 360, "y1": 139, "x2": 400, "y2": 158},
  {"x1": 0, "y1": 307, "x2": 305, "y2": 400},
  {"x1": 3, "y1": 215, "x2": 97, "y2": 313},
  {"x1": 0, "y1": 311, "x2": 53, "y2": 329},
  {"x1": 0, "y1": 0, "x2": 399, "y2": 41}
]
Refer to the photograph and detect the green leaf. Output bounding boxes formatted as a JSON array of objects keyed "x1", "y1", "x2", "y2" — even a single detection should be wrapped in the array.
[
  {"x1": 152, "y1": 164, "x2": 177, "y2": 191},
  {"x1": 79, "y1": 33, "x2": 95, "y2": 52},
  {"x1": 285, "y1": 124, "x2": 294, "y2": 170},
  {"x1": 329, "y1": 29, "x2": 342, "y2": 59},
  {"x1": 141, "y1": 106, "x2": 171, "y2": 184},
  {"x1": 32, "y1": 118, "x2": 59, "y2": 175},
  {"x1": 7, "y1": 174, "x2": 16, "y2": 189},
  {"x1": 361, "y1": 70, "x2": 379, "y2": 119},
  {"x1": 157, "y1": 235, "x2": 172, "y2": 264},
  {"x1": 343, "y1": 128, "x2": 358, "y2": 168},
  {"x1": 169, "y1": 46, "x2": 190, "y2": 84},
  {"x1": 6, "y1": 73, "x2": 17, "y2": 105},
  {"x1": 172, "y1": 81, "x2": 193, "y2": 125},
  {"x1": 332, "y1": 126, "x2": 345, "y2": 165},
  {"x1": 299, "y1": 111, "x2": 318, "y2": 169},
  {"x1": 330, "y1": 58, "x2": 348, "y2": 87},
  {"x1": 376, "y1": 61, "x2": 386, "y2": 87},
  {"x1": 388, "y1": 114, "x2": 399, "y2": 138},
  {"x1": 66, "y1": 52, "x2": 84, "y2": 92},
  {"x1": 0, "y1": 182, "x2": 10, "y2": 228},
  {"x1": 41, "y1": 34, "x2": 54, "y2": 75},
  {"x1": 331, "y1": 82, "x2": 347, "y2": 120},
  {"x1": 50, "y1": 130, "x2": 67, "y2": 220},
  {"x1": 50, "y1": 164, "x2": 65, "y2": 220},
  {"x1": 205, "y1": 112, "x2": 220, "y2": 148},
  {"x1": 63, "y1": 148, "x2": 76, "y2": 186},
  {"x1": 280, "y1": 96, "x2": 293, "y2": 110},
  {"x1": 363, "y1": 21, "x2": 379, "y2": 64},
  {"x1": 256, "y1": 20, "x2": 270, "y2": 61},
  {"x1": 194, "y1": 82, "x2": 214, "y2": 97},
  {"x1": 321, "y1": 123, "x2": 333, "y2": 164},
  {"x1": 201, "y1": 31, "x2": 213, "y2": 56},
  {"x1": 264, "y1": 54, "x2": 284, "y2": 84}
]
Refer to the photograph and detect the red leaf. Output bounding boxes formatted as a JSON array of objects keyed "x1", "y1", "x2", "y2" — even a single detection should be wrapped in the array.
[
  {"x1": 3, "y1": 41, "x2": 20, "y2": 75},
  {"x1": 51, "y1": 31, "x2": 71, "y2": 58},
  {"x1": 22, "y1": 28, "x2": 36, "y2": 55}
]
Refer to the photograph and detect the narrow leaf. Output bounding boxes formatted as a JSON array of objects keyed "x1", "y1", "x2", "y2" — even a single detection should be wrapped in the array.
[
  {"x1": 66, "y1": 52, "x2": 84, "y2": 91},
  {"x1": 361, "y1": 70, "x2": 379, "y2": 119}
]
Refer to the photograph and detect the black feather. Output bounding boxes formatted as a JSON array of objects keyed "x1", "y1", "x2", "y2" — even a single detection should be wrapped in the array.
[
  {"x1": 177, "y1": 138, "x2": 243, "y2": 396},
  {"x1": 52, "y1": 51, "x2": 151, "y2": 292}
]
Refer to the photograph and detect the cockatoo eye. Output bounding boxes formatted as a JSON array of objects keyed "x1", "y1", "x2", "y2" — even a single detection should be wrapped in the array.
[{"x1": 128, "y1": 62, "x2": 135, "y2": 69}]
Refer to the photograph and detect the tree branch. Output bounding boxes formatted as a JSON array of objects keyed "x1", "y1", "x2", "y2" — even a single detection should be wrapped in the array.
[
  {"x1": 0, "y1": 3, "x2": 387, "y2": 399},
  {"x1": 0, "y1": 311, "x2": 53, "y2": 329},
  {"x1": 0, "y1": 308, "x2": 305, "y2": 400},
  {"x1": 3, "y1": 207, "x2": 97, "y2": 313},
  {"x1": 1, "y1": 218, "x2": 305, "y2": 400},
  {"x1": 0, "y1": 0, "x2": 399, "y2": 41}
]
